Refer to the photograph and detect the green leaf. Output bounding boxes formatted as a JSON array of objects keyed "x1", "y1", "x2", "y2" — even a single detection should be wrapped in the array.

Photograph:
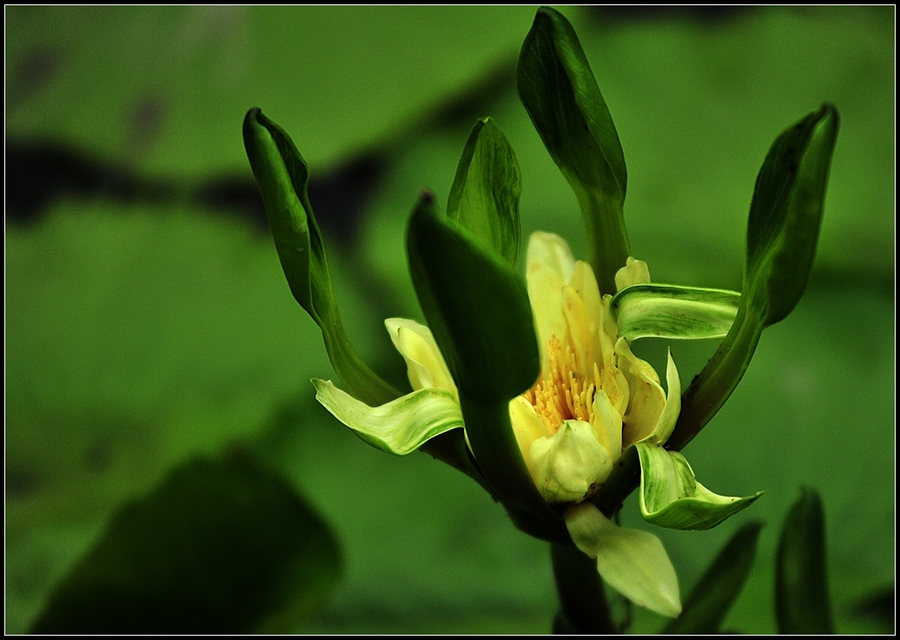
[
  {"x1": 668, "y1": 104, "x2": 839, "y2": 451},
  {"x1": 29, "y1": 457, "x2": 342, "y2": 634},
  {"x1": 776, "y1": 487, "x2": 834, "y2": 634},
  {"x1": 447, "y1": 117, "x2": 522, "y2": 267},
  {"x1": 406, "y1": 193, "x2": 565, "y2": 541},
  {"x1": 636, "y1": 442, "x2": 762, "y2": 530},
  {"x1": 242, "y1": 108, "x2": 398, "y2": 406},
  {"x1": 664, "y1": 521, "x2": 764, "y2": 633},
  {"x1": 313, "y1": 379, "x2": 463, "y2": 455},
  {"x1": 516, "y1": 6, "x2": 630, "y2": 295},
  {"x1": 611, "y1": 284, "x2": 740, "y2": 342}
]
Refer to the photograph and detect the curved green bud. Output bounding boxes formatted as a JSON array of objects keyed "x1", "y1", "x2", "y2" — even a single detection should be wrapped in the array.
[
  {"x1": 745, "y1": 104, "x2": 840, "y2": 327},
  {"x1": 447, "y1": 117, "x2": 522, "y2": 267},
  {"x1": 517, "y1": 7, "x2": 629, "y2": 295},
  {"x1": 636, "y1": 442, "x2": 762, "y2": 530},
  {"x1": 669, "y1": 104, "x2": 839, "y2": 451},
  {"x1": 242, "y1": 108, "x2": 398, "y2": 406}
]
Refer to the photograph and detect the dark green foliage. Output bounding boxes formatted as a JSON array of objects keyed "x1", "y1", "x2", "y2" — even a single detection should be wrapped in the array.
[{"x1": 30, "y1": 457, "x2": 342, "y2": 634}]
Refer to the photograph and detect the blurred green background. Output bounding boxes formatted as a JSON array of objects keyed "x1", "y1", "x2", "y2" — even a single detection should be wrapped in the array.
[{"x1": 6, "y1": 5, "x2": 894, "y2": 634}]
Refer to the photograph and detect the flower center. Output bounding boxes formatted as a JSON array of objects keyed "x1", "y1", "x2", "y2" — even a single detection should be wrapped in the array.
[{"x1": 523, "y1": 335, "x2": 596, "y2": 433}]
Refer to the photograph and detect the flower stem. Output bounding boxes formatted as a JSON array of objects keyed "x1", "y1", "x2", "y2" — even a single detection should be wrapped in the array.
[
  {"x1": 551, "y1": 542, "x2": 617, "y2": 633},
  {"x1": 666, "y1": 304, "x2": 763, "y2": 452}
]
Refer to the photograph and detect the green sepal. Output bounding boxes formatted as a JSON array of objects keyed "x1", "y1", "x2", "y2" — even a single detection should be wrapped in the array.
[
  {"x1": 635, "y1": 442, "x2": 762, "y2": 530},
  {"x1": 407, "y1": 193, "x2": 538, "y2": 403},
  {"x1": 447, "y1": 117, "x2": 522, "y2": 267},
  {"x1": 668, "y1": 104, "x2": 839, "y2": 451},
  {"x1": 664, "y1": 521, "x2": 764, "y2": 633},
  {"x1": 406, "y1": 193, "x2": 566, "y2": 541},
  {"x1": 611, "y1": 284, "x2": 740, "y2": 342},
  {"x1": 776, "y1": 487, "x2": 834, "y2": 634},
  {"x1": 516, "y1": 6, "x2": 629, "y2": 295},
  {"x1": 313, "y1": 379, "x2": 463, "y2": 455},
  {"x1": 242, "y1": 108, "x2": 398, "y2": 406}
]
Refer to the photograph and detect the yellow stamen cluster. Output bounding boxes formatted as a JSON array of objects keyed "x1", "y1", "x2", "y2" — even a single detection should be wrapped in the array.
[{"x1": 523, "y1": 335, "x2": 596, "y2": 432}]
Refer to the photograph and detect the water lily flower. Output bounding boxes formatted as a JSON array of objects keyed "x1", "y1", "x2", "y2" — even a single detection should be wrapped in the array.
[
  {"x1": 241, "y1": 4, "x2": 795, "y2": 620},
  {"x1": 315, "y1": 231, "x2": 686, "y2": 617},
  {"x1": 510, "y1": 233, "x2": 680, "y2": 506}
]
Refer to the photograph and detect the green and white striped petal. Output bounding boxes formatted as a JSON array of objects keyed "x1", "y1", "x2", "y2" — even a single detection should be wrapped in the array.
[
  {"x1": 612, "y1": 284, "x2": 740, "y2": 342},
  {"x1": 636, "y1": 442, "x2": 763, "y2": 530},
  {"x1": 313, "y1": 379, "x2": 464, "y2": 455}
]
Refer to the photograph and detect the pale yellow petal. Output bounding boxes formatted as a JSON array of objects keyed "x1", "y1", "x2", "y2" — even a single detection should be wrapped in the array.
[
  {"x1": 385, "y1": 318, "x2": 456, "y2": 396},
  {"x1": 596, "y1": 358, "x2": 629, "y2": 418},
  {"x1": 530, "y1": 420, "x2": 612, "y2": 504},
  {"x1": 526, "y1": 232, "x2": 575, "y2": 363},
  {"x1": 645, "y1": 349, "x2": 681, "y2": 445},
  {"x1": 615, "y1": 337, "x2": 667, "y2": 447},
  {"x1": 598, "y1": 294, "x2": 619, "y2": 369},
  {"x1": 569, "y1": 261, "x2": 603, "y2": 321},
  {"x1": 615, "y1": 256, "x2": 652, "y2": 291},
  {"x1": 564, "y1": 502, "x2": 682, "y2": 618},
  {"x1": 569, "y1": 261, "x2": 604, "y2": 360},
  {"x1": 508, "y1": 395, "x2": 551, "y2": 472},
  {"x1": 591, "y1": 388, "x2": 623, "y2": 463},
  {"x1": 561, "y1": 286, "x2": 595, "y2": 375},
  {"x1": 528, "y1": 231, "x2": 576, "y2": 282}
]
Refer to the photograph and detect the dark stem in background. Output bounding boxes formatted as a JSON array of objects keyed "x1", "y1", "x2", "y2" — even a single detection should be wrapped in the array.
[{"x1": 551, "y1": 542, "x2": 617, "y2": 633}]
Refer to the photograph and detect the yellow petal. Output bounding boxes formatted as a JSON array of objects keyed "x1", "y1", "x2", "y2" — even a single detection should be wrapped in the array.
[
  {"x1": 508, "y1": 395, "x2": 551, "y2": 473},
  {"x1": 526, "y1": 232, "x2": 575, "y2": 366},
  {"x1": 568, "y1": 261, "x2": 604, "y2": 359},
  {"x1": 647, "y1": 349, "x2": 681, "y2": 445},
  {"x1": 561, "y1": 286, "x2": 595, "y2": 375},
  {"x1": 529, "y1": 420, "x2": 612, "y2": 504},
  {"x1": 597, "y1": 294, "x2": 620, "y2": 371},
  {"x1": 591, "y1": 388, "x2": 623, "y2": 463},
  {"x1": 385, "y1": 318, "x2": 456, "y2": 396},
  {"x1": 616, "y1": 337, "x2": 667, "y2": 446}
]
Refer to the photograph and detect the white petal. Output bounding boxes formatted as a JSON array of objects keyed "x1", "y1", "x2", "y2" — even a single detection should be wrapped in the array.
[
  {"x1": 385, "y1": 318, "x2": 456, "y2": 396},
  {"x1": 564, "y1": 502, "x2": 682, "y2": 618},
  {"x1": 313, "y1": 379, "x2": 463, "y2": 455}
]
